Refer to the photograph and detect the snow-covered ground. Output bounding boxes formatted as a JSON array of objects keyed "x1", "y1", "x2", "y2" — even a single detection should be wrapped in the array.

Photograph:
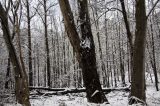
[
  {"x1": 3, "y1": 87, "x2": 158, "y2": 106},
  {"x1": 2, "y1": 84, "x2": 160, "y2": 106}
]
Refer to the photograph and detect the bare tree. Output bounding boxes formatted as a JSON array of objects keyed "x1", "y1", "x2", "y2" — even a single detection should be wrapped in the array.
[
  {"x1": 35, "y1": 0, "x2": 57, "y2": 87},
  {"x1": 0, "y1": 2, "x2": 30, "y2": 106},
  {"x1": 23, "y1": 0, "x2": 36, "y2": 87}
]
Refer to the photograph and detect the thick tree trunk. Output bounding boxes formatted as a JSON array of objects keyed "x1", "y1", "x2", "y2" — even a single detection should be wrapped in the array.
[
  {"x1": 0, "y1": 3, "x2": 30, "y2": 106},
  {"x1": 59, "y1": 0, "x2": 108, "y2": 103},
  {"x1": 130, "y1": 0, "x2": 147, "y2": 104}
]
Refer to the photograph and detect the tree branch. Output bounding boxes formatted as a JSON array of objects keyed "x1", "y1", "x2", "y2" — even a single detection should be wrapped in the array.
[
  {"x1": 147, "y1": 0, "x2": 160, "y2": 19},
  {"x1": 46, "y1": 3, "x2": 58, "y2": 12}
]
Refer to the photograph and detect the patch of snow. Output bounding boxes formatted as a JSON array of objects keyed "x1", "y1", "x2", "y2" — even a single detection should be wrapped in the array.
[
  {"x1": 80, "y1": 37, "x2": 91, "y2": 49},
  {"x1": 91, "y1": 90, "x2": 99, "y2": 97}
]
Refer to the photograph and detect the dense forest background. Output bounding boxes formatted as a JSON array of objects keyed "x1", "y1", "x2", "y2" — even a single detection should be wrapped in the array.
[{"x1": 0, "y1": 0, "x2": 160, "y2": 105}]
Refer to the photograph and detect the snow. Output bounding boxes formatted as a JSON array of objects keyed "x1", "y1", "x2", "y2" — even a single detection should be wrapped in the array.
[
  {"x1": 2, "y1": 84, "x2": 160, "y2": 106},
  {"x1": 91, "y1": 90, "x2": 100, "y2": 97},
  {"x1": 28, "y1": 84, "x2": 159, "y2": 106},
  {"x1": 80, "y1": 37, "x2": 91, "y2": 49}
]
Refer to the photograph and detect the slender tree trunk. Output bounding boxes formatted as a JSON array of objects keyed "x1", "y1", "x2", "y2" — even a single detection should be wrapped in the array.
[
  {"x1": 36, "y1": 44, "x2": 40, "y2": 86},
  {"x1": 104, "y1": 13, "x2": 110, "y2": 88},
  {"x1": 149, "y1": 18, "x2": 159, "y2": 91},
  {"x1": 119, "y1": 0, "x2": 133, "y2": 78},
  {"x1": 44, "y1": 0, "x2": 51, "y2": 87},
  {"x1": 26, "y1": 0, "x2": 33, "y2": 87},
  {"x1": 117, "y1": 25, "x2": 125, "y2": 86},
  {"x1": 5, "y1": 55, "x2": 11, "y2": 89},
  {"x1": 92, "y1": 0, "x2": 106, "y2": 84}
]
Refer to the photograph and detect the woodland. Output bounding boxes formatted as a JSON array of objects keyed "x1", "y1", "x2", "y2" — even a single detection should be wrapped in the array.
[{"x1": 0, "y1": 0, "x2": 160, "y2": 106}]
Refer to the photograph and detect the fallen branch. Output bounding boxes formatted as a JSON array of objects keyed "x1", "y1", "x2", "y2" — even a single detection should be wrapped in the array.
[{"x1": 29, "y1": 86, "x2": 130, "y2": 96}]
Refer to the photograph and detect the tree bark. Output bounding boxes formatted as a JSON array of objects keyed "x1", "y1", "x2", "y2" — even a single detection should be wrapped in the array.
[
  {"x1": 0, "y1": 3, "x2": 30, "y2": 106},
  {"x1": 59, "y1": 0, "x2": 108, "y2": 103},
  {"x1": 130, "y1": 0, "x2": 147, "y2": 104}
]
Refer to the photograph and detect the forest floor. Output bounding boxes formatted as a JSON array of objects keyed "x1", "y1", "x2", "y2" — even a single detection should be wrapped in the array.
[{"x1": 1, "y1": 83, "x2": 160, "y2": 106}]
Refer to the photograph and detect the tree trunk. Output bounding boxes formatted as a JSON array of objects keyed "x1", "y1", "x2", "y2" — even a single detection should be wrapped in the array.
[
  {"x1": 0, "y1": 3, "x2": 30, "y2": 106},
  {"x1": 44, "y1": 0, "x2": 51, "y2": 87},
  {"x1": 130, "y1": 0, "x2": 147, "y2": 104},
  {"x1": 59, "y1": 0, "x2": 108, "y2": 103},
  {"x1": 149, "y1": 18, "x2": 159, "y2": 91},
  {"x1": 5, "y1": 55, "x2": 11, "y2": 89},
  {"x1": 78, "y1": 0, "x2": 108, "y2": 103},
  {"x1": 26, "y1": 0, "x2": 33, "y2": 87},
  {"x1": 119, "y1": 0, "x2": 133, "y2": 79}
]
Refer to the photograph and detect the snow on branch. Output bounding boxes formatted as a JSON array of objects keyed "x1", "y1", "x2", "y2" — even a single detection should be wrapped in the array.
[
  {"x1": 91, "y1": 90, "x2": 100, "y2": 97},
  {"x1": 80, "y1": 37, "x2": 91, "y2": 49}
]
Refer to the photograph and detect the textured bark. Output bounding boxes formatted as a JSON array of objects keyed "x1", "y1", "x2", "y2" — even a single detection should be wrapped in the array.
[
  {"x1": 130, "y1": 0, "x2": 147, "y2": 104},
  {"x1": 0, "y1": 3, "x2": 30, "y2": 106},
  {"x1": 59, "y1": 0, "x2": 81, "y2": 59},
  {"x1": 59, "y1": 0, "x2": 108, "y2": 103}
]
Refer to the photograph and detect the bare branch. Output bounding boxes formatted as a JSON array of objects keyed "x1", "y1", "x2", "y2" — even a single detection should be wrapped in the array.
[
  {"x1": 147, "y1": 0, "x2": 160, "y2": 19},
  {"x1": 46, "y1": 3, "x2": 58, "y2": 12},
  {"x1": 30, "y1": 12, "x2": 37, "y2": 19},
  {"x1": 91, "y1": 7, "x2": 122, "y2": 25},
  {"x1": 34, "y1": 6, "x2": 45, "y2": 24},
  {"x1": 37, "y1": 0, "x2": 44, "y2": 6}
]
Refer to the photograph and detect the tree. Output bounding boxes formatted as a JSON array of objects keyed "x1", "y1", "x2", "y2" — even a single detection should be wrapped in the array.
[
  {"x1": 23, "y1": 0, "x2": 36, "y2": 87},
  {"x1": 129, "y1": 0, "x2": 147, "y2": 104},
  {"x1": 0, "y1": 2, "x2": 30, "y2": 106},
  {"x1": 35, "y1": 0, "x2": 55, "y2": 87},
  {"x1": 119, "y1": 0, "x2": 133, "y2": 81},
  {"x1": 58, "y1": 0, "x2": 108, "y2": 103}
]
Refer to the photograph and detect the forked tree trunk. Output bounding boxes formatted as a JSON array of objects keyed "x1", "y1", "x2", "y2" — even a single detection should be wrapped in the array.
[
  {"x1": 0, "y1": 3, "x2": 30, "y2": 106},
  {"x1": 59, "y1": 0, "x2": 108, "y2": 103}
]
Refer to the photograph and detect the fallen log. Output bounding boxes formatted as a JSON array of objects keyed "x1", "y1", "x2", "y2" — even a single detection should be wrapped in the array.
[
  {"x1": 29, "y1": 86, "x2": 65, "y2": 91},
  {"x1": 29, "y1": 86, "x2": 130, "y2": 96}
]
